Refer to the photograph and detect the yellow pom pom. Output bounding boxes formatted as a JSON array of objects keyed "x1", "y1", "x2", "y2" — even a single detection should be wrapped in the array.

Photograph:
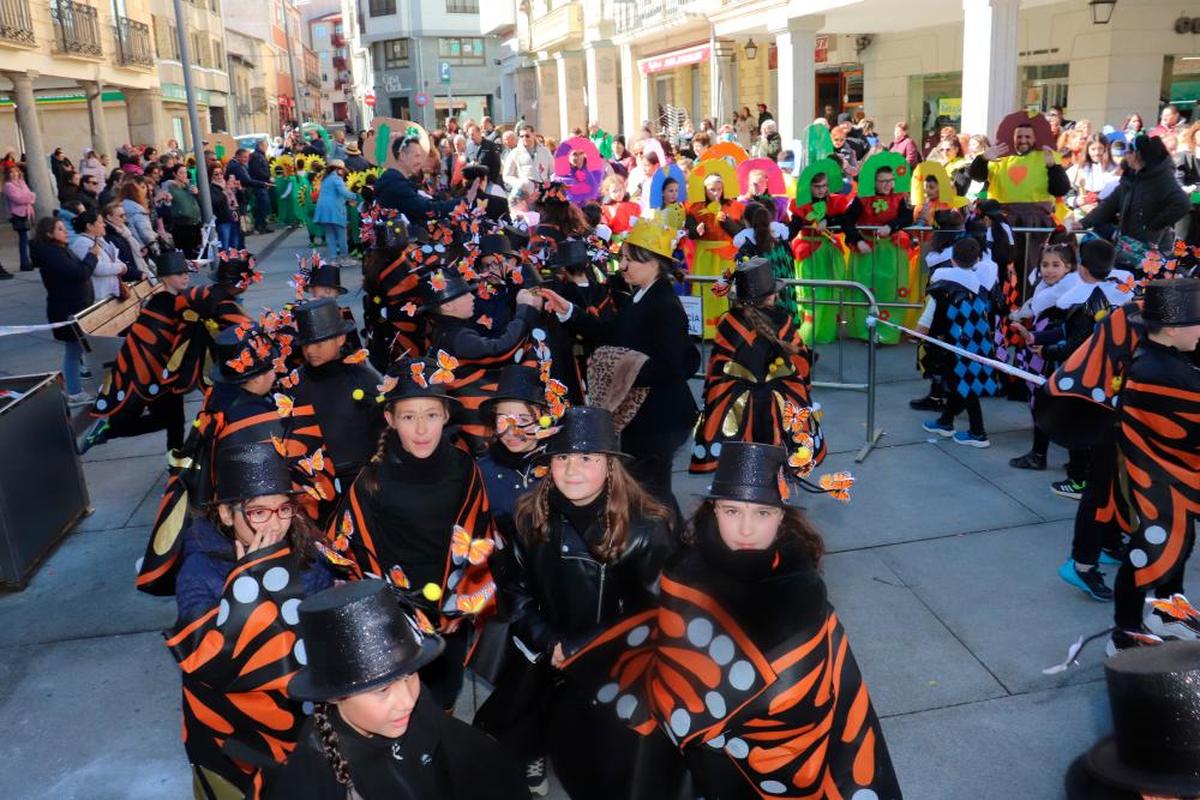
[
  {"x1": 794, "y1": 446, "x2": 812, "y2": 464},
  {"x1": 422, "y1": 583, "x2": 442, "y2": 602},
  {"x1": 539, "y1": 415, "x2": 552, "y2": 428},
  {"x1": 773, "y1": 357, "x2": 784, "y2": 367},
  {"x1": 373, "y1": 296, "x2": 381, "y2": 304},
  {"x1": 352, "y1": 388, "x2": 365, "y2": 401}
]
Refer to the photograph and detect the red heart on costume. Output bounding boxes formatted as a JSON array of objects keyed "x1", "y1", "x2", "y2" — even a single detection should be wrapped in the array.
[{"x1": 1009, "y1": 165, "x2": 1028, "y2": 186}]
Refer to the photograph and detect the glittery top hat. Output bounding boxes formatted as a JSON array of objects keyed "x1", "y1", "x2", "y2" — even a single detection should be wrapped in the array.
[
  {"x1": 294, "y1": 297, "x2": 356, "y2": 345},
  {"x1": 548, "y1": 239, "x2": 589, "y2": 269},
  {"x1": 154, "y1": 249, "x2": 191, "y2": 276},
  {"x1": 541, "y1": 406, "x2": 627, "y2": 458},
  {"x1": 215, "y1": 249, "x2": 260, "y2": 289},
  {"x1": 212, "y1": 442, "x2": 296, "y2": 504},
  {"x1": 288, "y1": 580, "x2": 445, "y2": 702},
  {"x1": 424, "y1": 266, "x2": 475, "y2": 310},
  {"x1": 376, "y1": 354, "x2": 461, "y2": 406},
  {"x1": 306, "y1": 262, "x2": 348, "y2": 295},
  {"x1": 702, "y1": 442, "x2": 789, "y2": 507},
  {"x1": 480, "y1": 364, "x2": 546, "y2": 416},
  {"x1": 732, "y1": 257, "x2": 784, "y2": 303},
  {"x1": 210, "y1": 324, "x2": 277, "y2": 384},
  {"x1": 479, "y1": 232, "x2": 517, "y2": 258},
  {"x1": 1140, "y1": 278, "x2": 1200, "y2": 327}
]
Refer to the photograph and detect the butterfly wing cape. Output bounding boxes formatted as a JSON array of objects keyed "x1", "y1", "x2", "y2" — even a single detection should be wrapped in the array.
[
  {"x1": 562, "y1": 573, "x2": 901, "y2": 799},
  {"x1": 690, "y1": 310, "x2": 825, "y2": 474},
  {"x1": 91, "y1": 292, "x2": 195, "y2": 417},
  {"x1": 164, "y1": 541, "x2": 313, "y2": 797}
]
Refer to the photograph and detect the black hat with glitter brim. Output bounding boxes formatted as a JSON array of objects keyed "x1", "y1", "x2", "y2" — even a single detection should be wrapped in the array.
[
  {"x1": 289, "y1": 580, "x2": 446, "y2": 702},
  {"x1": 212, "y1": 442, "x2": 299, "y2": 505},
  {"x1": 209, "y1": 325, "x2": 278, "y2": 384},
  {"x1": 423, "y1": 267, "x2": 476, "y2": 311},
  {"x1": 479, "y1": 232, "x2": 518, "y2": 258},
  {"x1": 306, "y1": 263, "x2": 348, "y2": 295},
  {"x1": 548, "y1": 239, "x2": 589, "y2": 269},
  {"x1": 294, "y1": 297, "x2": 356, "y2": 345},
  {"x1": 155, "y1": 250, "x2": 192, "y2": 276},
  {"x1": 1070, "y1": 641, "x2": 1200, "y2": 798},
  {"x1": 732, "y1": 257, "x2": 785, "y2": 303},
  {"x1": 1138, "y1": 278, "x2": 1200, "y2": 327},
  {"x1": 378, "y1": 356, "x2": 462, "y2": 407},
  {"x1": 540, "y1": 406, "x2": 629, "y2": 459},
  {"x1": 215, "y1": 251, "x2": 259, "y2": 286},
  {"x1": 701, "y1": 442, "x2": 790, "y2": 507},
  {"x1": 480, "y1": 364, "x2": 548, "y2": 416}
]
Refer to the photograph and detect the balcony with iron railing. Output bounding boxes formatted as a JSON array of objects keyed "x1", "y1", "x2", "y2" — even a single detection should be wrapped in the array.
[
  {"x1": 529, "y1": 1, "x2": 582, "y2": 51},
  {"x1": 613, "y1": 0, "x2": 681, "y2": 36},
  {"x1": 113, "y1": 16, "x2": 153, "y2": 67},
  {"x1": 50, "y1": 0, "x2": 102, "y2": 57},
  {"x1": 0, "y1": 0, "x2": 35, "y2": 46}
]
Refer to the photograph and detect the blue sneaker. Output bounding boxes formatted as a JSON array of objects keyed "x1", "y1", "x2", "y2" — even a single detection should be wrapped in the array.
[
  {"x1": 953, "y1": 431, "x2": 990, "y2": 448},
  {"x1": 1058, "y1": 559, "x2": 1113, "y2": 602},
  {"x1": 1099, "y1": 548, "x2": 1123, "y2": 567},
  {"x1": 922, "y1": 419, "x2": 954, "y2": 438}
]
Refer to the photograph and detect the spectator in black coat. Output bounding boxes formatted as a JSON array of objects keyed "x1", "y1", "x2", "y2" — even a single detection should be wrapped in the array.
[
  {"x1": 466, "y1": 123, "x2": 503, "y2": 185},
  {"x1": 247, "y1": 141, "x2": 274, "y2": 233},
  {"x1": 1079, "y1": 135, "x2": 1190, "y2": 250},
  {"x1": 375, "y1": 135, "x2": 480, "y2": 223},
  {"x1": 101, "y1": 201, "x2": 147, "y2": 282},
  {"x1": 342, "y1": 143, "x2": 370, "y2": 173},
  {"x1": 32, "y1": 216, "x2": 97, "y2": 402}
]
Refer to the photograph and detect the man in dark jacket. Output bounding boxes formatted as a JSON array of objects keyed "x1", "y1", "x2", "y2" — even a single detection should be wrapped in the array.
[
  {"x1": 1079, "y1": 135, "x2": 1189, "y2": 251},
  {"x1": 465, "y1": 123, "x2": 503, "y2": 185},
  {"x1": 375, "y1": 135, "x2": 478, "y2": 223},
  {"x1": 247, "y1": 141, "x2": 274, "y2": 233}
]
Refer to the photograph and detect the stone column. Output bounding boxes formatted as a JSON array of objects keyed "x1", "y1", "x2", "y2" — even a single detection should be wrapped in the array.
[
  {"x1": 534, "y1": 60, "x2": 558, "y2": 133},
  {"x1": 618, "y1": 42, "x2": 637, "y2": 138},
  {"x1": 555, "y1": 51, "x2": 587, "y2": 140},
  {"x1": 585, "y1": 42, "x2": 620, "y2": 135},
  {"x1": 771, "y1": 16, "x2": 823, "y2": 143},
  {"x1": 3, "y1": 71, "x2": 56, "y2": 220},
  {"x1": 711, "y1": 39, "x2": 736, "y2": 126},
  {"x1": 125, "y1": 87, "x2": 165, "y2": 150},
  {"x1": 960, "y1": 0, "x2": 1019, "y2": 138},
  {"x1": 81, "y1": 80, "x2": 112, "y2": 158}
]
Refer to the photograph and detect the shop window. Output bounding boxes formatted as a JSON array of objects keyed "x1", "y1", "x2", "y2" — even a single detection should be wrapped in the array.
[
  {"x1": 1021, "y1": 64, "x2": 1069, "y2": 113},
  {"x1": 1162, "y1": 55, "x2": 1199, "y2": 124},
  {"x1": 438, "y1": 37, "x2": 485, "y2": 66},
  {"x1": 910, "y1": 71, "x2": 963, "y2": 140}
]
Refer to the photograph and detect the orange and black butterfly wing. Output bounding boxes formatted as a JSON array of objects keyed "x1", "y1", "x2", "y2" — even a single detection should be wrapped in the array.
[
  {"x1": 690, "y1": 314, "x2": 746, "y2": 474},
  {"x1": 92, "y1": 292, "x2": 185, "y2": 418}
]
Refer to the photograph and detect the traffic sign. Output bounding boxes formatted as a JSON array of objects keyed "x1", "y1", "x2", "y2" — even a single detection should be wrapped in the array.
[
  {"x1": 439, "y1": 62, "x2": 451, "y2": 83},
  {"x1": 415, "y1": 92, "x2": 429, "y2": 107},
  {"x1": 364, "y1": 92, "x2": 376, "y2": 107}
]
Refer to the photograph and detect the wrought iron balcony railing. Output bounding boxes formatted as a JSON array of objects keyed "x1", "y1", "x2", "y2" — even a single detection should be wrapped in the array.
[
  {"x1": 0, "y1": 0, "x2": 35, "y2": 45},
  {"x1": 114, "y1": 16, "x2": 153, "y2": 67},
  {"x1": 50, "y1": 0, "x2": 102, "y2": 57}
]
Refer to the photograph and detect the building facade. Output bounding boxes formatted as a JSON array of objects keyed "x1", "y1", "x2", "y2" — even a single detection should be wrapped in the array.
[
  {"x1": 147, "y1": 0, "x2": 232, "y2": 146},
  {"x1": 225, "y1": 0, "x2": 308, "y2": 127},
  {"x1": 360, "y1": 0, "x2": 497, "y2": 129},
  {"x1": 225, "y1": 28, "x2": 280, "y2": 137}
]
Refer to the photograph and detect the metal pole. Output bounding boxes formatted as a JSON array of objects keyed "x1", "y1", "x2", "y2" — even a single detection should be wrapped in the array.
[
  {"x1": 171, "y1": 0, "x2": 213, "y2": 225},
  {"x1": 282, "y1": 0, "x2": 304, "y2": 129}
]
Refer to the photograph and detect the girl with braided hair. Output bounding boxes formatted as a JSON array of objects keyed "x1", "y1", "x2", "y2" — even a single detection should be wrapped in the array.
[
  {"x1": 490, "y1": 406, "x2": 685, "y2": 799},
  {"x1": 266, "y1": 580, "x2": 526, "y2": 799}
]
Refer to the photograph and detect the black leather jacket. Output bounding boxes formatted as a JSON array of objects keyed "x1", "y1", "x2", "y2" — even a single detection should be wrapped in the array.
[{"x1": 501, "y1": 503, "x2": 672, "y2": 658}]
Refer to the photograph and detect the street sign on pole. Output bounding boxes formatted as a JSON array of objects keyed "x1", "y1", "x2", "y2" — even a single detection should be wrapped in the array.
[
  {"x1": 364, "y1": 93, "x2": 376, "y2": 108},
  {"x1": 415, "y1": 92, "x2": 429, "y2": 107},
  {"x1": 439, "y1": 62, "x2": 451, "y2": 83}
]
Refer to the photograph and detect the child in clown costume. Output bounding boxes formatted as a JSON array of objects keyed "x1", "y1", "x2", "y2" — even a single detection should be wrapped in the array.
[
  {"x1": 788, "y1": 159, "x2": 853, "y2": 344},
  {"x1": 686, "y1": 171, "x2": 746, "y2": 339},
  {"x1": 843, "y1": 153, "x2": 916, "y2": 344}
]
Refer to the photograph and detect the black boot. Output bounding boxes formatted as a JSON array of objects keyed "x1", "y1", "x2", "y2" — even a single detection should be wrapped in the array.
[{"x1": 0, "y1": 265, "x2": 13, "y2": 280}]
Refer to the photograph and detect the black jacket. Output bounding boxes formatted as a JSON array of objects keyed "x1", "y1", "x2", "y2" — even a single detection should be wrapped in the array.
[
  {"x1": 566, "y1": 278, "x2": 700, "y2": 442},
  {"x1": 344, "y1": 154, "x2": 371, "y2": 173},
  {"x1": 469, "y1": 137, "x2": 503, "y2": 185},
  {"x1": 503, "y1": 492, "x2": 673, "y2": 657},
  {"x1": 103, "y1": 225, "x2": 145, "y2": 282},
  {"x1": 266, "y1": 691, "x2": 528, "y2": 800},
  {"x1": 248, "y1": 150, "x2": 272, "y2": 184},
  {"x1": 375, "y1": 168, "x2": 460, "y2": 223},
  {"x1": 430, "y1": 303, "x2": 538, "y2": 361},
  {"x1": 33, "y1": 240, "x2": 96, "y2": 340},
  {"x1": 1080, "y1": 157, "x2": 1190, "y2": 248},
  {"x1": 293, "y1": 359, "x2": 386, "y2": 477},
  {"x1": 210, "y1": 184, "x2": 237, "y2": 224},
  {"x1": 227, "y1": 158, "x2": 266, "y2": 190}
]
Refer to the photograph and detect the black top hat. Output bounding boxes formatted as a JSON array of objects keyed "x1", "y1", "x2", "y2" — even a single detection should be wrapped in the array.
[
  {"x1": 423, "y1": 266, "x2": 475, "y2": 310},
  {"x1": 549, "y1": 239, "x2": 589, "y2": 270},
  {"x1": 703, "y1": 442, "x2": 789, "y2": 507},
  {"x1": 503, "y1": 224, "x2": 531, "y2": 249},
  {"x1": 542, "y1": 406, "x2": 627, "y2": 459},
  {"x1": 215, "y1": 249, "x2": 259, "y2": 287},
  {"x1": 212, "y1": 442, "x2": 297, "y2": 505},
  {"x1": 288, "y1": 580, "x2": 446, "y2": 702},
  {"x1": 210, "y1": 325, "x2": 278, "y2": 384},
  {"x1": 1074, "y1": 641, "x2": 1200, "y2": 798},
  {"x1": 481, "y1": 365, "x2": 547, "y2": 416},
  {"x1": 306, "y1": 263, "x2": 348, "y2": 295},
  {"x1": 294, "y1": 297, "x2": 356, "y2": 345},
  {"x1": 479, "y1": 233, "x2": 517, "y2": 258},
  {"x1": 378, "y1": 356, "x2": 461, "y2": 406},
  {"x1": 732, "y1": 257, "x2": 784, "y2": 303},
  {"x1": 1140, "y1": 278, "x2": 1200, "y2": 327},
  {"x1": 155, "y1": 250, "x2": 191, "y2": 277}
]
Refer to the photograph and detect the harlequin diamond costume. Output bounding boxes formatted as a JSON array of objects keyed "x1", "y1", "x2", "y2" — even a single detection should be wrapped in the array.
[
  {"x1": 564, "y1": 442, "x2": 899, "y2": 799},
  {"x1": 690, "y1": 257, "x2": 826, "y2": 475},
  {"x1": 788, "y1": 158, "x2": 852, "y2": 344},
  {"x1": 165, "y1": 443, "x2": 333, "y2": 798}
]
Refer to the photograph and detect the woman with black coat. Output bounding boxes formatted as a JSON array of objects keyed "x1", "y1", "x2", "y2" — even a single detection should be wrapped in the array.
[
  {"x1": 486, "y1": 407, "x2": 684, "y2": 800},
  {"x1": 540, "y1": 216, "x2": 700, "y2": 513},
  {"x1": 1079, "y1": 135, "x2": 1190, "y2": 253},
  {"x1": 32, "y1": 216, "x2": 96, "y2": 404}
]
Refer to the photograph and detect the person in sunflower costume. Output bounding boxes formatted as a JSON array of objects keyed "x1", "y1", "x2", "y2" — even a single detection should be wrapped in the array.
[{"x1": 271, "y1": 154, "x2": 303, "y2": 229}]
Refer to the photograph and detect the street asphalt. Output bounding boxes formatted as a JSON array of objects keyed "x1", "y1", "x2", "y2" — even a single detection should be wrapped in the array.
[{"x1": 1, "y1": 225, "x2": 1190, "y2": 799}]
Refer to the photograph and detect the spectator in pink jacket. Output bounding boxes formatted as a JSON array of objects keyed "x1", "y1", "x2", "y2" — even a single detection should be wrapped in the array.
[
  {"x1": 3, "y1": 164, "x2": 36, "y2": 271},
  {"x1": 889, "y1": 121, "x2": 922, "y2": 168}
]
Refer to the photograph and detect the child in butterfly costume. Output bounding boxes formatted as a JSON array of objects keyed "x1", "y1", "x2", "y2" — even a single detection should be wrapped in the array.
[
  {"x1": 788, "y1": 160, "x2": 853, "y2": 345},
  {"x1": 136, "y1": 320, "x2": 338, "y2": 595},
  {"x1": 359, "y1": 209, "x2": 435, "y2": 369},
  {"x1": 330, "y1": 356, "x2": 497, "y2": 711},
  {"x1": 167, "y1": 442, "x2": 333, "y2": 799},
  {"x1": 83, "y1": 250, "x2": 256, "y2": 454},
  {"x1": 287, "y1": 253, "x2": 363, "y2": 360},
  {"x1": 690, "y1": 258, "x2": 826, "y2": 476},
  {"x1": 563, "y1": 442, "x2": 898, "y2": 800}
]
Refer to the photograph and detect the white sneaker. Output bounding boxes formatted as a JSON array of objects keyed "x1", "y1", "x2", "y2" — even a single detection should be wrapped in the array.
[
  {"x1": 67, "y1": 391, "x2": 94, "y2": 407},
  {"x1": 525, "y1": 756, "x2": 549, "y2": 797}
]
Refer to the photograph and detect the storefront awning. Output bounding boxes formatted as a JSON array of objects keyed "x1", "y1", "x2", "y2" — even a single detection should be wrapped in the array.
[{"x1": 639, "y1": 43, "x2": 710, "y2": 76}]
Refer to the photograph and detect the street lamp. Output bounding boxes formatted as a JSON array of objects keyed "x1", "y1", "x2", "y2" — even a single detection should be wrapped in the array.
[
  {"x1": 744, "y1": 38, "x2": 759, "y2": 60},
  {"x1": 1088, "y1": 0, "x2": 1116, "y2": 24}
]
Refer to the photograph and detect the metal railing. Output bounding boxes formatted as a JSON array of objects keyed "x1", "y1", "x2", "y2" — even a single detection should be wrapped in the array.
[
  {"x1": 614, "y1": 0, "x2": 680, "y2": 35},
  {"x1": 114, "y1": 16, "x2": 153, "y2": 67},
  {"x1": 686, "y1": 273, "x2": 885, "y2": 463},
  {"x1": 50, "y1": 0, "x2": 102, "y2": 57},
  {"x1": 0, "y1": 0, "x2": 34, "y2": 45}
]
